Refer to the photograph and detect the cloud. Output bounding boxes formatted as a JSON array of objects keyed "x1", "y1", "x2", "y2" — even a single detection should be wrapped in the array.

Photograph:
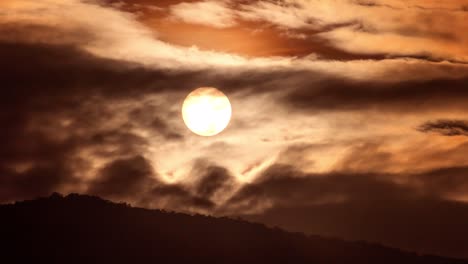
[
  {"x1": 0, "y1": 40, "x2": 197, "y2": 205},
  {"x1": 0, "y1": 162, "x2": 72, "y2": 203},
  {"x1": 414, "y1": 166, "x2": 468, "y2": 199},
  {"x1": 327, "y1": 136, "x2": 468, "y2": 178},
  {"x1": 238, "y1": 0, "x2": 315, "y2": 29},
  {"x1": 2, "y1": 1, "x2": 468, "y2": 259},
  {"x1": 88, "y1": 155, "x2": 154, "y2": 199},
  {"x1": 87, "y1": 156, "x2": 218, "y2": 211},
  {"x1": 3, "y1": 38, "x2": 468, "y2": 195},
  {"x1": 226, "y1": 165, "x2": 420, "y2": 212},
  {"x1": 169, "y1": 1, "x2": 237, "y2": 28},
  {"x1": 146, "y1": 184, "x2": 216, "y2": 211},
  {"x1": 0, "y1": 0, "x2": 265, "y2": 69},
  {"x1": 234, "y1": 0, "x2": 468, "y2": 62},
  {"x1": 282, "y1": 75, "x2": 468, "y2": 112},
  {"x1": 128, "y1": 108, "x2": 184, "y2": 141},
  {"x1": 0, "y1": 40, "x2": 188, "y2": 157},
  {"x1": 226, "y1": 163, "x2": 468, "y2": 259},
  {"x1": 190, "y1": 160, "x2": 235, "y2": 199},
  {"x1": 418, "y1": 119, "x2": 468, "y2": 136},
  {"x1": 244, "y1": 198, "x2": 468, "y2": 259}
]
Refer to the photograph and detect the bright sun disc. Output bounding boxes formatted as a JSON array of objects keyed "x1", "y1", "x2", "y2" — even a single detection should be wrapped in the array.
[{"x1": 182, "y1": 87, "x2": 232, "y2": 136}]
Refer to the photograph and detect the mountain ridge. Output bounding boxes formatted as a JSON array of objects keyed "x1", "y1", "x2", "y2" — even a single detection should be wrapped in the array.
[{"x1": 0, "y1": 193, "x2": 466, "y2": 264}]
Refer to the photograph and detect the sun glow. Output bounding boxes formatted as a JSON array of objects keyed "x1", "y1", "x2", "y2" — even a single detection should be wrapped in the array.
[{"x1": 182, "y1": 87, "x2": 232, "y2": 136}]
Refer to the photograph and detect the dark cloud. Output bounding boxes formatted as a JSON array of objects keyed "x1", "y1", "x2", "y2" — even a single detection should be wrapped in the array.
[
  {"x1": 154, "y1": 65, "x2": 468, "y2": 114},
  {"x1": 85, "y1": 131, "x2": 148, "y2": 157},
  {"x1": 0, "y1": 35, "x2": 192, "y2": 185},
  {"x1": 0, "y1": 39, "x2": 189, "y2": 204},
  {"x1": 283, "y1": 76, "x2": 468, "y2": 112},
  {"x1": 414, "y1": 166, "x2": 468, "y2": 197},
  {"x1": 194, "y1": 165, "x2": 233, "y2": 199},
  {"x1": 138, "y1": 160, "x2": 236, "y2": 211},
  {"x1": 87, "y1": 157, "x2": 223, "y2": 211},
  {"x1": 0, "y1": 22, "x2": 94, "y2": 46},
  {"x1": 0, "y1": 29, "x2": 242, "y2": 211},
  {"x1": 0, "y1": 107, "x2": 79, "y2": 202},
  {"x1": 147, "y1": 184, "x2": 216, "y2": 210},
  {"x1": 86, "y1": 156, "x2": 219, "y2": 211},
  {"x1": 150, "y1": 117, "x2": 184, "y2": 140},
  {"x1": 227, "y1": 165, "x2": 420, "y2": 210},
  {"x1": 353, "y1": 0, "x2": 399, "y2": 9},
  {"x1": 128, "y1": 108, "x2": 183, "y2": 141},
  {"x1": 3, "y1": 37, "x2": 468, "y2": 119},
  {"x1": 0, "y1": 42, "x2": 197, "y2": 101},
  {"x1": 0, "y1": 117, "x2": 74, "y2": 164},
  {"x1": 227, "y1": 164, "x2": 468, "y2": 259},
  {"x1": 88, "y1": 155, "x2": 154, "y2": 199},
  {"x1": 0, "y1": 163, "x2": 72, "y2": 203},
  {"x1": 418, "y1": 119, "x2": 468, "y2": 136}
]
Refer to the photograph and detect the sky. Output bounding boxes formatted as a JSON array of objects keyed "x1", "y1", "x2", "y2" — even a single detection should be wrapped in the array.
[{"x1": 2, "y1": 0, "x2": 468, "y2": 259}]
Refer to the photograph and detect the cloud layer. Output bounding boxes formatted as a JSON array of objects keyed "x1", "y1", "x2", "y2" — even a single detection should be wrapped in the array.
[{"x1": 1, "y1": 0, "x2": 468, "y2": 259}]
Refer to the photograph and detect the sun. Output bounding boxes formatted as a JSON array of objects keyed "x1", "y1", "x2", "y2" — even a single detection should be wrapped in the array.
[{"x1": 182, "y1": 87, "x2": 232, "y2": 136}]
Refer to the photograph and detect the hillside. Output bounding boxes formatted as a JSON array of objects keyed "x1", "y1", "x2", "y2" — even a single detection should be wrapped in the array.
[{"x1": 0, "y1": 193, "x2": 466, "y2": 264}]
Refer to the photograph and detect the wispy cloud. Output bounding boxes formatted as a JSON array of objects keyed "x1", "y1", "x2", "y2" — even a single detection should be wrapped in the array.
[{"x1": 169, "y1": 0, "x2": 237, "y2": 28}]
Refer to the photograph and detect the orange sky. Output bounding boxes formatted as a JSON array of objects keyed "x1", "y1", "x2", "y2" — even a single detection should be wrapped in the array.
[{"x1": 100, "y1": 0, "x2": 468, "y2": 62}]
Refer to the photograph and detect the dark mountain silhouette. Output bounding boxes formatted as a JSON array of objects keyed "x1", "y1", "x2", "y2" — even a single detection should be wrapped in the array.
[{"x1": 0, "y1": 193, "x2": 466, "y2": 264}]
